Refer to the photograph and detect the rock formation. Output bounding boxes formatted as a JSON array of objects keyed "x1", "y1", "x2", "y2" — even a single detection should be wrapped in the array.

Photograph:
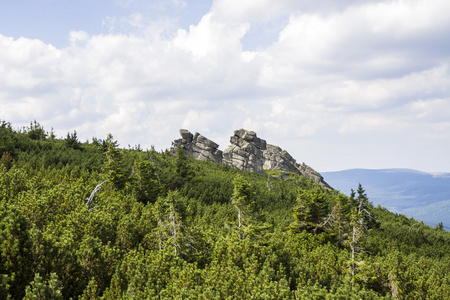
[
  {"x1": 223, "y1": 129, "x2": 267, "y2": 173},
  {"x1": 171, "y1": 129, "x2": 222, "y2": 164},
  {"x1": 170, "y1": 128, "x2": 332, "y2": 189},
  {"x1": 263, "y1": 144, "x2": 332, "y2": 189},
  {"x1": 263, "y1": 144, "x2": 298, "y2": 173}
]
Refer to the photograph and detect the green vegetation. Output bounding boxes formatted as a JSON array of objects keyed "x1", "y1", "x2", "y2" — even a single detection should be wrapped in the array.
[{"x1": 1, "y1": 120, "x2": 449, "y2": 299}]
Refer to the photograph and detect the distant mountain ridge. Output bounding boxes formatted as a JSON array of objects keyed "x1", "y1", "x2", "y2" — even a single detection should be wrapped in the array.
[
  {"x1": 322, "y1": 168, "x2": 450, "y2": 231},
  {"x1": 432, "y1": 172, "x2": 450, "y2": 178}
]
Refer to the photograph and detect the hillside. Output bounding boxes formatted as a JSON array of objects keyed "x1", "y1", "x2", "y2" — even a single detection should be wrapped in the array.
[
  {"x1": 1, "y1": 120, "x2": 449, "y2": 299},
  {"x1": 322, "y1": 169, "x2": 450, "y2": 231}
]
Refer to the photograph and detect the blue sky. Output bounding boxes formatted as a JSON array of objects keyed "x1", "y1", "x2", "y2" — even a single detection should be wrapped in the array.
[
  {"x1": 0, "y1": 0, "x2": 212, "y2": 47},
  {"x1": 1, "y1": 0, "x2": 450, "y2": 173}
]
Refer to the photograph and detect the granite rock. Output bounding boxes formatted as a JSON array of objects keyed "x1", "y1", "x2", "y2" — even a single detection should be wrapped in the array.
[
  {"x1": 223, "y1": 129, "x2": 266, "y2": 173},
  {"x1": 171, "y1": 129, "x2": 222, "y2": 164},
  {"x1": 170, "y1": 128, "x2": 332, "y2": 189}
]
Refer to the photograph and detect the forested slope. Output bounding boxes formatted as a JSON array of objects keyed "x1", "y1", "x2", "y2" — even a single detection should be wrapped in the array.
[{"x1": 1, "y1": 120, "x2": 449, "y2": 299}]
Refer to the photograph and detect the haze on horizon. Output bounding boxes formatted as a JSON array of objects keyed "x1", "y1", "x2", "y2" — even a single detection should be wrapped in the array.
[{"x1": 1, "y1": 0, "x2": 450, "y2": 173}]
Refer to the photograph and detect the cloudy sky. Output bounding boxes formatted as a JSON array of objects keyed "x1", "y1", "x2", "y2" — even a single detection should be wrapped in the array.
[{"x1": 1, "y1": 0, "x2": 450, "y2": 173}]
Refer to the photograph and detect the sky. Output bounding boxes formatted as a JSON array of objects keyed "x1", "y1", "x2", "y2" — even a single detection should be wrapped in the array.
[{"x1": 1, "y1": 0, "x2": 450, "y2": 173}]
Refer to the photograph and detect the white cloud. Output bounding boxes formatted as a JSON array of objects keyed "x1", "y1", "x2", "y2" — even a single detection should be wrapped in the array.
[
  {"x1": 260, "y1": 0, "x2": 450, "y2": 84},
  {"x1": 173, "y1": 13, "x2": 247, "y2": 59},
  {"x1": 211, "y1": 0, "x2": 289, "y2": 22},
  {"x1": 409, "y1": 99, "x2": 449, "y2": 119},
  {"x1": 69, "y1": 31, "x2": 90, "y2": 44}
]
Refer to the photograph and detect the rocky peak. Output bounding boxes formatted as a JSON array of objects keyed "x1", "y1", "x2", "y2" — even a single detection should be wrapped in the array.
[
  {"x1": 170, "y1": 128, "x2": 332, "y2": 189},
  {"x1": 223, "y1": 129, "x2": 267, "y2": 173},
  {"x1": 171, "y1": 129, "x2": 222, "y2": 164}
]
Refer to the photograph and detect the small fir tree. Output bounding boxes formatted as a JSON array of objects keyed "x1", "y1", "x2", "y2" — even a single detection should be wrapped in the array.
[
  {"x1": 102, "y1": 133, "x2": 127, "y2": 190},
  {"x1": 291, "y1": 190, "x2": 327, "y2": 234},
  {"x1": 231, "y1": 174, "x2": 255, "y2": 237},
  {"x1": 133, "y1": 156, "x2": 159, "y2": 203}
]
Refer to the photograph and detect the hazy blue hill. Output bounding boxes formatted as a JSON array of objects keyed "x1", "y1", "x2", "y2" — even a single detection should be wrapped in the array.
[{"x1": 322, "y1": 169, "x2": 450, "y2": 231}]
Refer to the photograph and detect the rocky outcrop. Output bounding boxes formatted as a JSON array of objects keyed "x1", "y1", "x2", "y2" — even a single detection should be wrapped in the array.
[
  {"x1": 296, "y1": 163, "x2": 332, "y2": 188},
  {"x1": 170, "y1": 128, "x2": 332, "y2": 189},
  {"x1": 223, "y1": 129, "x2": 267, "y2": 173},
  {"x1": 263, "y1": 144, "x2": 298, "y2": 173},
  {"x1": 262, "y1": 144, "x2": 332, "y2": 189},
  {"x1": 171, "y1": 129, "x2": 222, "y2": 164}
]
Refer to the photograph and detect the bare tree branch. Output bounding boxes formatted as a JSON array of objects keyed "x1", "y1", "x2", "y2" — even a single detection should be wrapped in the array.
[
  {"x1": 409, "y1": 222, "x2": 419, "y2": 232},
  {"x1": 266, "y1": 174, "x2": 272, "y2": 191},
  {"x1": 86, "y1": 180, "x2": 109, "y2": 211}
]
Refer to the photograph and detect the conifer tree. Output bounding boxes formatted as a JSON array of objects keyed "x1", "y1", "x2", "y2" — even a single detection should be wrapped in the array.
[
  {"x1": 26, "y1": 120, "x2": 46, "y2": 140},
  {"x1": 133, "y1": 156, "x2": 159, "y2": 203},
  {"x1": 355, "y1": 184, "x2": 377, "y2": 229},
  {"x1": 291, "y1": 190, "x2": 327, "y2": 234},
  {"x1": 357, "y1": 184, "x2": 368, "y2": 223},
  {"x1": 102, "y1": 134, "x2": 127, "y2": 190},
  {"x1": 346, "y1": 184, "x2": 376, "y2": 287},
  {"x1": 175, "y1": 146, "x2": 189, "y2": 179},
  {"x1": 153, "y1": 191, "x2": 192, "y2": 256},
  {"x1": 172, "y1": 146, "x2": 193, "y2": 190},
  {"x1": 231, "y1": 174, "x2": 255, "y2": 237},
  {"x1": 0, "y1": 120, "x2": 17, "y2": 157},
  {"x1": 436, "y1": 222, "x2": 444, "y2": 231},
  {"x1": 326, "y1": 194, "x2": 352, "y2": 245},
  {"x1": 0, "y1": 205, "x2": 33, "y2": 299},
  {"x1": 23, "y1": 273, "x2": 63, "y2": 300},
  {"x1": 65, "y1": 130, "x2": 81, "y2": 150}
]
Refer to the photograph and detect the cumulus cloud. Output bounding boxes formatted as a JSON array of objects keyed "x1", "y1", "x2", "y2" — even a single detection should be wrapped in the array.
[{"x1": 0, "y1": 0, "x2": 449, "y2": 171}]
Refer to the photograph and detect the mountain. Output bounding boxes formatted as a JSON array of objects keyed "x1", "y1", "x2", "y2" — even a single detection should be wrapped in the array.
[{"x1": 322, "y1": 169, "x2": 450, "y2": 230}]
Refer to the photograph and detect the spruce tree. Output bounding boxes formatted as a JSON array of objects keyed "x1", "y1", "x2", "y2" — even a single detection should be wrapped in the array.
[
  {"x1": 153, "y1": 191, "x2": 192, "y2": 256},
  {"x1": 133, "y1": 157, "x2": 159, "y2": 203},
  {"x1": 291, "y1": 190, "x2": 327, "y2": 234},
  {"x1": 102, "y1": 133, "x2": 127, "y2": 190},
  {"x1": 231, "y1": 174, "x2": 255, "y2": 237}
]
